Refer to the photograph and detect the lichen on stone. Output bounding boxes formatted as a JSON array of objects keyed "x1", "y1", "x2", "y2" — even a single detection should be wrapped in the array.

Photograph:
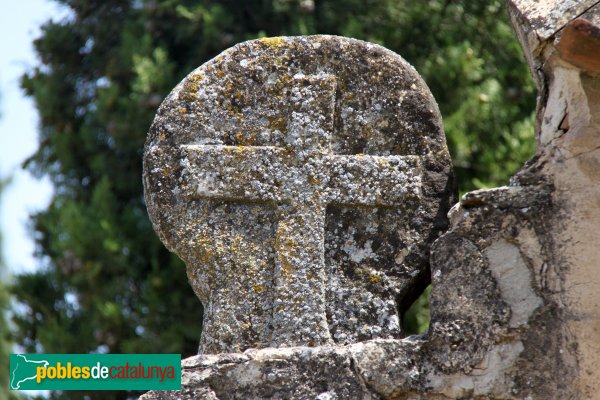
[{"x1": 143, "y1": 35, "x2": 455, "y2": 354}]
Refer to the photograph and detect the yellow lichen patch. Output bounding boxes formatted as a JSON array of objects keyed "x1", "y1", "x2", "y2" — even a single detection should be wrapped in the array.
[
  {"x1": 247, "y1": 129, "x2": 258, "y2": 145},
  {"x1": 279, "y1": 256, "x2": 294, "y2": 278},
  {"x1": 230, "y1": 130, "x2": 258, "y2": 146},
  {"x1": 274, "y1": 221, "x2": 298, "y2": 279},
  {"x1": 180, "y1": 73, "x2": 204, "y2": 101},
  {"x1": 260, "y1": 36, "x2": 286, "y2": 48},
  {"x1": 276, "y1": 74, "x2": 294, "y2": 91},
  {"x1": 220, "y1": 82, "x2": 246, "y2": 119},
  {"x1": 188, "y1": 73, "x2": 205, "y2": 83},
  {"x1": 176, "y1": 107, "x2": 187, "y2": 114},
  {"x1": 181, "y1": 80, "x2": 199, "y2": 101},
  {"x1": 268, "y1": 115, "x2": 288, "y2": 133},
  {"x1": 368, "y1": 273, "x2": 382, "y2": 284},
  {"x1": 233, "y1": 145, "x2": 252, "y2": 153},
  {"x1": 193, "y1": 235, "x2": 218, "y2": 279},
  {"x1": 361, "y1": 125, "x2": 374, "y2": 140},
  {"x1": 182, "y1": 92, "x2": 197, "y2": 101},
  {"x1": 233, "y1": 89, "x2": 245, "y2": 101},
  {"x1": 222, "y1": 81, "x2": 235, "y2": 97},
  {"x1": 230, "y1": 234, "x2": 245, "y2": 253},
  {"x1": 253, "y1": 284, "x2": 266, "y2": 293},
  {"x1": 275, "y1": 235, "x2": 296, "y2": 274},
  {"x1": 342, "y1": 89, "x2": 355, "y2": 101},
  {"x1": 307, "y1": 176, "x2": 321, "y2": 185},
  {"x1": 185, "y1": 82, "x2": 200, "y2": 92},
  {"x1": 241, "y1": 322, "x2": 251, "y2": 332}
]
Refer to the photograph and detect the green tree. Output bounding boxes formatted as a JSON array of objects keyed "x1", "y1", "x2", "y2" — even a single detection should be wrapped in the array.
[
  {"x1": 13, "y1": 1, "x2": 534, "y2": 398},
  {"x1": 1, "y1": 177, "x2": 21, "y2": 400}
]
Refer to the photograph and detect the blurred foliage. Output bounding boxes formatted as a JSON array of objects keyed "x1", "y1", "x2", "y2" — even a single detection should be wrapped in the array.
[
  {"x1": 12, "y1": 1, "x2": 535, "y2": 398},
  {"x1": 1, "y1": 177, "x2": 21, "y2": 400},
  {"x1": 403, "y1": 285, "x2": 431, "y2": 335}
]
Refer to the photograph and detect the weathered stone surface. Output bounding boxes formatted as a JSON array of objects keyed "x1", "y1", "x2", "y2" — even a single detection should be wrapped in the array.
[
  {"x1": 556, "y1": 18, "x2": 600, "y2": 73},
  {"x1": 508, "y1": 0, "x2": 595, "y2": 41},
  {"x1": 508, "y1": 0, "x2": 600, "y2": 87},
  {"x1": 141, "y1": 139, "x2": 573, "y2": 400},
  {"x1": 510, "y1": 2, "x2": 600, "y2": 397},
  {"x1": 142, "y1": 2, "x2": 600, "y2": 398},
  {"x1": 143, "y1": 35, "x2": 455, "y2": 354}
]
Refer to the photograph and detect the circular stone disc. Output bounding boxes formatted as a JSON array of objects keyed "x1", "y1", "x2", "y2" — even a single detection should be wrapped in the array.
[{"x1": 144, "y1": 35, "x2": 455, "y2": 353}]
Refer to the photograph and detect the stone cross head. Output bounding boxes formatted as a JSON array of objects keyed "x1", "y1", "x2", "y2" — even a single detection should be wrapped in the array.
[{"x1": 143, "y1": 35, "x2": 455, "y2": 353}]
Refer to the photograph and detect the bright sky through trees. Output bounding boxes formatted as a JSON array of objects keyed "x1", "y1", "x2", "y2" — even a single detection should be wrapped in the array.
[{"x1": 0, "y1": 1, "x2": 65, "y2": 274}]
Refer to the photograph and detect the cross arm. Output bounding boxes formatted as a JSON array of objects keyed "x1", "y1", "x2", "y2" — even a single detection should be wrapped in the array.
[
  {"x1": 327, "y1": 155, "x2": 422, "y2": 206},
  {"x1": 181, "y1": 145, "x2": 291, "y2": 203}
]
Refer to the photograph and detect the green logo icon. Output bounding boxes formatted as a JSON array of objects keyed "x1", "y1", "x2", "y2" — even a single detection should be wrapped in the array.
[
  {"x1": 10, "y1": 354, "x2": 50, "y2": 390},
  {"x1": 10, "y1": 354, "x2": 181, "y2": 391}
]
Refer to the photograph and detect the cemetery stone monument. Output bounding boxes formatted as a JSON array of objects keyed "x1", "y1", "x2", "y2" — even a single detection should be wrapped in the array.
[
  {"x1": 142, "y1": 1, "x2": 600, "y2": 397},
  {"x1": 143, "y1": 35, "x2": 455, "y2": 354}
]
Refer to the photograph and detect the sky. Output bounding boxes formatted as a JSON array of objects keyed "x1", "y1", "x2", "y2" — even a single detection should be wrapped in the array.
[{"x1": 0, "y1": 0, "x2": 68, "y2": 276}]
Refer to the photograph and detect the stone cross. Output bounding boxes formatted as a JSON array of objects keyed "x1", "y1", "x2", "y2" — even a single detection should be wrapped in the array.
[
  {"x1": 139, "y1": 5, "x2": 600, "y2": 398},
  {"x1": 144, "y1": 35, "x2": 454, "y2": 353}
]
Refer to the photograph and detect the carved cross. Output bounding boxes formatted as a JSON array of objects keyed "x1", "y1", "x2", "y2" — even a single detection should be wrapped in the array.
[
  {"x1": 180, "y1": 74, "x2": 421, "y2": 346},
  {"x1": 144, "y1": 36, "x2": 454, "y2": 353}
]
